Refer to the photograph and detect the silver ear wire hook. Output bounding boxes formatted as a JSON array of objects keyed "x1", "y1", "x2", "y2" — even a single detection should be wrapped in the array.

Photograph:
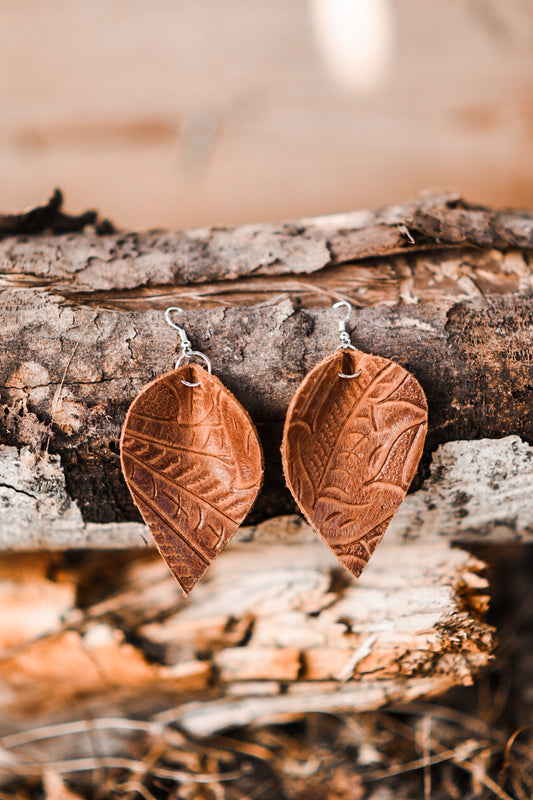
[
  {"x1": 332, "y1": 300, "x2": 361, "y2": 379},
  {"x1": 164, "y1": 306, "x2": 212, "y2": 388}
]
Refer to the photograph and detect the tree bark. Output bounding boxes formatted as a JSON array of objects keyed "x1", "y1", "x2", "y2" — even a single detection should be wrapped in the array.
[
  {"x1": 1, "y1": 436, "x2": 532, "y2": 550},
  {"x1": 1, "y1": 190, "x2": 533, "y2": 532}
]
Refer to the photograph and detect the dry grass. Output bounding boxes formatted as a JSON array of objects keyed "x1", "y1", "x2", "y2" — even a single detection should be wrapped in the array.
[{"x1": 0, "y1": 699, "x2": 531, "y2": 799}]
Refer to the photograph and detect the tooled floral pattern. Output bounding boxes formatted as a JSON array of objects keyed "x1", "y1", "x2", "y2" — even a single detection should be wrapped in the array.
[
  {"x1": 120, "y1": 364, "x2": 263, "y2": 594},
  {"x1": 282, "y1": 350, "x2": 427, "y2": 578}
]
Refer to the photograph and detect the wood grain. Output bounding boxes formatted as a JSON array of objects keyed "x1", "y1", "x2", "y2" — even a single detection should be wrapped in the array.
[
  {"x1": 4, "y1": 437, "x2": 533, "y2": 551},
  {"x1": 0, "y1": 535, "x2": 493, "y2": 734},
  {"x1": 120, "y1": 363, "x2": 263, "y2": 593},
  {"x1": 282, "y1": 350, "x2": 428, "y2": 578}
]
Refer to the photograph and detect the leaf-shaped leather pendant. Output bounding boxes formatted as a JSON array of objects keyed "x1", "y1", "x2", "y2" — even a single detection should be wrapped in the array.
[
  {"x1": 120, "y1": 364, "x2": 264, "y2": 595},
  {"x1": 281, "y1": 349, "x2": 428, "y2": 579}
]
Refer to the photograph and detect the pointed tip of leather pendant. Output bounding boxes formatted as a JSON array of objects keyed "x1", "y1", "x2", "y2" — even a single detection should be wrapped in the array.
[{"x1": 177, "y1": 573, "x2": 199, "y2": 597}]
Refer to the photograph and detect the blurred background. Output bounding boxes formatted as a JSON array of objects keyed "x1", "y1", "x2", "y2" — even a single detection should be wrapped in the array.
[{"x1": 1, "y1": 0, "x2": 533, "y2": 229}]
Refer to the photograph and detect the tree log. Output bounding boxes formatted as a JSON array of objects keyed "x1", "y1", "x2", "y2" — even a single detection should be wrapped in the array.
[
  {"x1": 1, "y1": 191, "x2": 533, "y2": 534},
  {"x1": 0, "y1": 527, "x2": 492, "y2": 739},
  {"x1": 1, "y1": 436, "x2": 532, "y2": 550}
]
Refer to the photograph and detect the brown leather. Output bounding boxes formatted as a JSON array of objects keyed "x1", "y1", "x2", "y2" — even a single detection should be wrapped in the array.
[
  {"x1": 281, "y1": 349, "x2": 428, "y2": 579},
  {"x1": 120, "y1": 364, "x2": 264, "y2": 594}
]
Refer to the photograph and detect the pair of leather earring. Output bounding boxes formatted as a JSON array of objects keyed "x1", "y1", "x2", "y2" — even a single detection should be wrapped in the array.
[{"x1": 120, "y1": 302, "x2": 428, "y2": 595}]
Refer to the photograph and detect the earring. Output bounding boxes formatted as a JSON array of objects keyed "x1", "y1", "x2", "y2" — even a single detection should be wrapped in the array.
[
  {"x1": 281, "y1": 300, "x2": 428, "y2": 580},
  {"x1": 120, "y1": 307, "x2": 264, "y2": 595}
]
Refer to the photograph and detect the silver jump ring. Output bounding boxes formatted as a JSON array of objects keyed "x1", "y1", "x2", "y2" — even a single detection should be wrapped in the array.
[
  {"x1": 175, "y1": 351, "x2": 212, "y2": 387},
  {"x1": 334, "y1": 344, "x2": 361, "y2": 380},
  {"x1": 334, "y1": 343, "x2": 357, "y2": 352}
]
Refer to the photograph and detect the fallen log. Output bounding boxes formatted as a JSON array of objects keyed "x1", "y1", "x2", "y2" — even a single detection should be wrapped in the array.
[
  {"x1": 0, "y1": 526, "x2": 492, "y2": 739},
  {"x1": 1, "y1": 436, "x2": 532, "y2": 550},
  {"x1": 1, "y1": 191, "x2": 533, "y2": 530}
]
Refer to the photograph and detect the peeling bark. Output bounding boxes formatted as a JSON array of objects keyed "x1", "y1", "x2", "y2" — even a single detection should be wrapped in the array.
[
  {"x1": 2, "y1": 435, "x2": 532, "y2": 550},
  {"x1": 1, "y1": 191, "x2": 533, "y2": 528}
]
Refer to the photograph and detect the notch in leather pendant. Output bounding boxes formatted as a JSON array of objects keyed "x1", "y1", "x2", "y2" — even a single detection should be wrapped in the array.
[{"x1": 281, "y1": 302, "x2": 428, "y2": 580}]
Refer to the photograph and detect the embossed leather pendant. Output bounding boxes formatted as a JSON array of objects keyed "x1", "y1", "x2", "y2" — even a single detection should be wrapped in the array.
[
  {"x1": 281, "y1": 349, "x2": 428, "y2": 579},
  {"x1": 120, "y1": 364, "x2": 264, "y2": 595}
]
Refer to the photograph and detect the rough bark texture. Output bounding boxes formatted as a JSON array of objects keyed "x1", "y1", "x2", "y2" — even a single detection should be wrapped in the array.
[
  {"x1": 1, "y1": 191, "x2": 533, "y2": 531},
  {"x1": 1, "y1": 436, "x2": 532, "y2": 550},
  {"x1": 0, "y1": 528, "x2": 492, "y2": 738}
]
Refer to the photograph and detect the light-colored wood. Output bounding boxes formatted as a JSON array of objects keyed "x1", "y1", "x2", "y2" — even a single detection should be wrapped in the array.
[
  {"x1": 0, "y1": 527, "x2": 492, "y2": 739},
  {"x1": 1, "y1": 436, "x2": 532, "y2": 549}
]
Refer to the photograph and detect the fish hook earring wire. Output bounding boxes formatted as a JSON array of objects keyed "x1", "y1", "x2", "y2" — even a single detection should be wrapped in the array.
[
  {"x1": 332, "y1": 300, "x2": 361, "y2": 379},
  {"x1": 164, "y1": 306, "x2": 212, "y2": 388}
]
